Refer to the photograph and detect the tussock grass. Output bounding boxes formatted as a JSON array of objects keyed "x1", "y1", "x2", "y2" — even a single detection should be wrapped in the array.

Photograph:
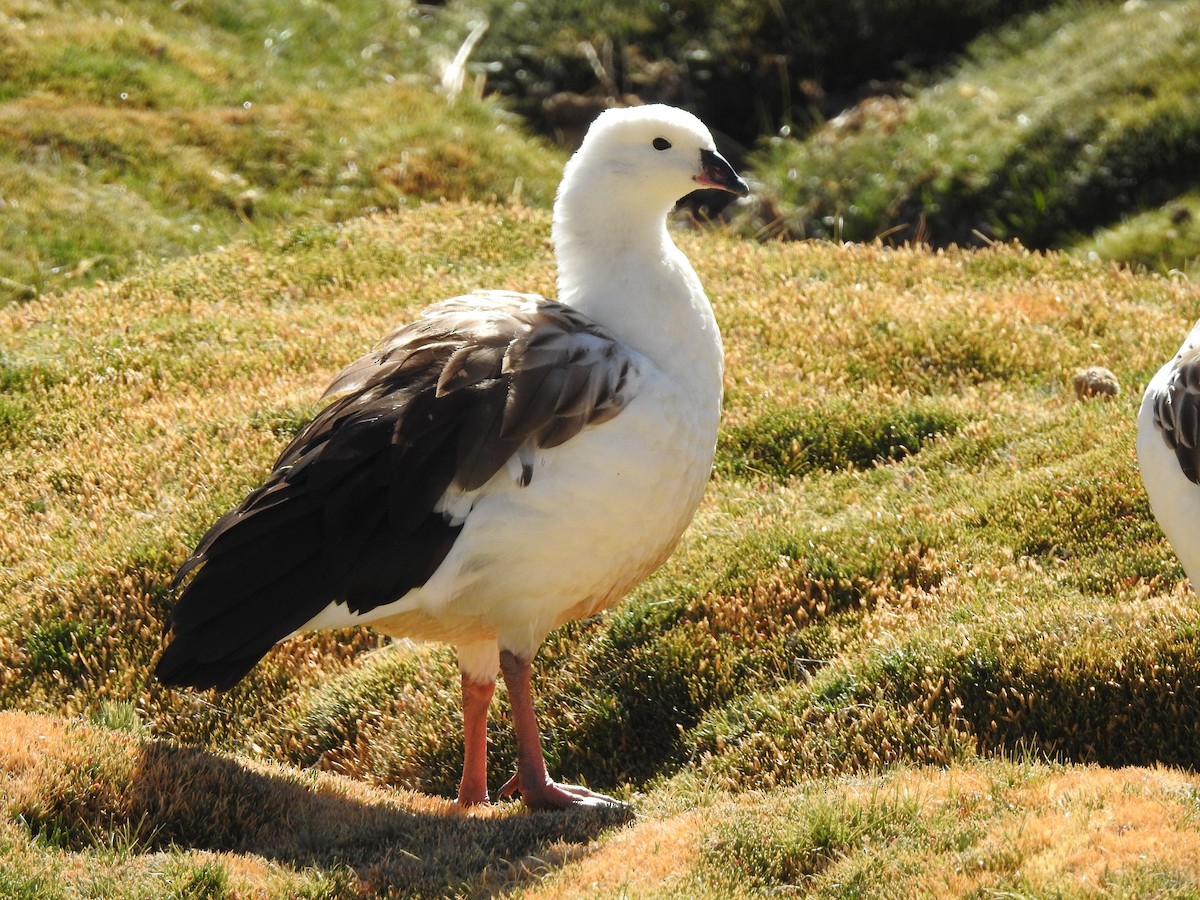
[
  {"x1": 3, "y1": 202, "x2": 1200, "y2": 893},
  {"x1": 1081, "y1": 189, "x2": 1200, "y2": 275},
  {"x1": 692, "y1": 762, "x2": 1200, "y2": 898},
  {"x1": 522, "y1": 761, "x2": 1200, "y2": 898}
]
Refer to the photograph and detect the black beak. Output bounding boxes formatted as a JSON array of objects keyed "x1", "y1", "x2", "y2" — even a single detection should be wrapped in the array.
[{"x1": 695, "y1": 148, "x2": 749, "y2": 196}]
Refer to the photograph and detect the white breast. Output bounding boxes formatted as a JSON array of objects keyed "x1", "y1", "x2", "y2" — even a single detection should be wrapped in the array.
[{"x1": 350, "y1": 360, "x2": 718, "y2": 660}]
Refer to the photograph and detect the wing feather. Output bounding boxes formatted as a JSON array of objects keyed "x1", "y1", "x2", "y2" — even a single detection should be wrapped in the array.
[
  {"x1": 1153, "y1": 348, "x2": 1200, "y2": 484},
  {"x1": 157, "y1": 291, "x2": 641, "y2": 690}
]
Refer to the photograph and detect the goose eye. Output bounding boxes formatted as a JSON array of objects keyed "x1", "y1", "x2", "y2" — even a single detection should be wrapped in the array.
[{"x1": 652, "y1": 137, "x2": 671, "y2": 151}]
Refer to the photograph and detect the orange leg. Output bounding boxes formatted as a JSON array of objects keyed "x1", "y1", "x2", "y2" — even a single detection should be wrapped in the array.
[
  {"x1": 457, "y1": 674, "x2": 495, "y2": 806},
  {"x1": 495, "y1": 649, "x2": 626, "y2": 810}
]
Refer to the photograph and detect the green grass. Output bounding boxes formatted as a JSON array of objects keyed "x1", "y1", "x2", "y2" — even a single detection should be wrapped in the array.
[
  {"x1": 750, "y1": 0, "x2": 1200, "y2": 273},
  {"x1": 5, "y1": 0, "x2": 1197, "y2": 306},
  {"x1": 3, "y1": 202, "x2": 1200, "y2": 895},
  {"x1": 1081, "y1": 189, "x2": 1200, "y2": 274},
  {"x1": 5, "y1": 1, "x2": 1200, "y2": 895},
  {"x1": 0, "y1": 0, "x2": 564, "y2": 301}
]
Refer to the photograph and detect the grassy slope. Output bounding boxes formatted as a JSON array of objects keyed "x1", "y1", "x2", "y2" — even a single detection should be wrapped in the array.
[
  {"x1": 5, "y1": 1, "x2": 1200, "y2": 897},
  {"x1": 0, "y1": 0, "x2": 563, "y2": 301},
  {"x1": 751, "y1": 0, "x2": 1200, "y2": 274},
  {"x1": 3, "y1": 203, "x2": 1200, "y2": 896}
]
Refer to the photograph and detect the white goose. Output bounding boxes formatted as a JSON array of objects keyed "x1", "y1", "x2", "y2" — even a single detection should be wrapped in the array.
[
  {"x1": 1138, "y1": 318, "x2": 1200, "y2": 588},
  {"x1": 156, "y1": 104, "x2": 748, "y2": 810}
]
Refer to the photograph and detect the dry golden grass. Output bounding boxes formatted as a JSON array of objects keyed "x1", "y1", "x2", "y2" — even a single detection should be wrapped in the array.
[
  {"x1": 853, "y1": 764, "x2": 1200, "y2": 897},
  {"x1": 0, "y1": 710, "x2": 632, "y2": 898},
  {"x1": 962, "y1": 768, "x2": 1200, "y2": 892},
  {"x1": 442, "y1": 761, "x2": 1200, "y2": 899},
  {"x1": 522, "y1": 810, "x2": 709, "y2": 899}
]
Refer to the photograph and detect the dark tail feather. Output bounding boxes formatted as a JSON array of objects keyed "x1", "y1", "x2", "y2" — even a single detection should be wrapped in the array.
[
  {"x1": 155, "y1": 635, "x2": 267, "y2": 691},
  {"x1": 156, "y1": 361, "x2": 469, "y2": 693}
]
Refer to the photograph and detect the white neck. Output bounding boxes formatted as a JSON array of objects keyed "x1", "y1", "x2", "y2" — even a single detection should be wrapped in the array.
[{"x1": 551, "y1": 176, "x2": 725, "y2": 396}]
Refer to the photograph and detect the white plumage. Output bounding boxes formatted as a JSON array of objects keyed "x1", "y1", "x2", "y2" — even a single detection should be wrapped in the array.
[
  {"x1": 1138, "y1": 318, "x2": 1200, "y2": 587},
  {"x1": 157, "y1": 104, "x2": 748, "y2": 809}
]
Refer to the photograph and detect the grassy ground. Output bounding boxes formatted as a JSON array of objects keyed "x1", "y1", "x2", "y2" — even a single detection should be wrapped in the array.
[
  {"x1": 6, "y1": 1, "x2": 1200, "y2": 896},
  {"x1": 0, "y1": 0, "x2": 563, "y2": 301},
  {"x1": 3, "y1": 202, "x2": 1200, "y2": 896}
]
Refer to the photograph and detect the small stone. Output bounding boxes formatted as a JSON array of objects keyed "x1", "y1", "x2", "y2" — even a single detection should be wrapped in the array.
[{"x1": 1072, "y1": 366, "x2": 1120, "y2": 400}]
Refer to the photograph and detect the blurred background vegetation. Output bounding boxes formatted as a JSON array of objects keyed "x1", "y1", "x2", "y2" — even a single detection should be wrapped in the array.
[
  {"x1": 460, "y1": 0, "x2": 1056, "y2": 144},
  {"x1": 455, "y1": 0, "x2": 1200, "y2": 269},
  {"x1": 1, "y1": 0, "x2": 1197, "y2": 305}
]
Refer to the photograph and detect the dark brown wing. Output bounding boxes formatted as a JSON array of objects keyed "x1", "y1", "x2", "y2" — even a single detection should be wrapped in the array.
[
  {"x1": 1153, "y1": 346, "x2": 1200, "y2": 485},
  {"x1": 155, "y1": 292, "x2": 639, "y2": 690}
]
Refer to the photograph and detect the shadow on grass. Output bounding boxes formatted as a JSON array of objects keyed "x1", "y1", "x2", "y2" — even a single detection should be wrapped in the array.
[{"x1": 117, "y1": 740, "x2": 632, "y2": 896}]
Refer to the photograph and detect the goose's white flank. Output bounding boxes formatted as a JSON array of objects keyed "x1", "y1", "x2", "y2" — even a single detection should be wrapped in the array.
[
  {"x1": 156, "y1": 104, "x2": 749, "y2": 810},
  {"x1": 1139, "y1": 318, "x2": 1200, "y2": 589}
]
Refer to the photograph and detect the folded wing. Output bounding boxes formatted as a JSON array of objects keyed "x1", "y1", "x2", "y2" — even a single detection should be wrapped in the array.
[
  {"x1": 156, "y1": 292, "x2": 640, "y2": 690},
  {"x1": 1150, "y1": 346, "x2": 1200, "y2": 484}
]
